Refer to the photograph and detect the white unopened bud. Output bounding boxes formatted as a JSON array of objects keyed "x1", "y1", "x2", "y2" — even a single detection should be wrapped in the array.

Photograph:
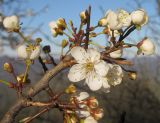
[
  {"x1": 109, "y1": 49, "x2": 123, "y2": 58},
  {"x1": 3, "y1": 15, "x2": 19, "y2": 31},
  {"x1": 17, "y1": 45, "x2": 28, "y2": 59},
  {"x1": 131, "y1": 9, "x2": 148, "y2": 26},
  {"x1": 137, "y1": 38, "x2": 155, "y2": 55}
]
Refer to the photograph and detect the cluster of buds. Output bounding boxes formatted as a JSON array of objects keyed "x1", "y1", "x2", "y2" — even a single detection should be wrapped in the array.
[
  {"x1": 2, "y1": 62, "x2": 30, "y2": 93},
  {"x1": 99, "y1": 9, "x2": 148, "y2": 30},
  {"x1": 65, "y1": 92, "x2": 103, "y2": 123},
  {"x1": 49, "y1": 18, "x2": 67, "y2": 37}
]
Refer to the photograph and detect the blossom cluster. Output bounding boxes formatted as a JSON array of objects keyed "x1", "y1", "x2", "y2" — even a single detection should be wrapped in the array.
[
  {"x1": 0, "y1": 7, "x2": 156, "y2": 123},
  {"x1": 68, "y1": 46, "x2": 123, "y2": 91},
  {"x1": 66, "y1": 92, "x2": 103, "y2": 123}
]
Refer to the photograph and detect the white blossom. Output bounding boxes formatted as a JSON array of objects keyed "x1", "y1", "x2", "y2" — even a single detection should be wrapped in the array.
[
  {"x1": 17, "y1": 45, "x2": 41, "y2": 60},
  {"x1": 105, "y1": 10, "x2": 122, "y2": 30},
  {"x1": 109, "y1": 49, "x2": 123, "y2": 58},
  {"x1": 84, "y1": 116, "x2": 97, "y2": 123},
  {"x1": 138, "y1": 38, "x2": 155, "y2": 55},
  {"x1": 3, "y1": 15, "x2": 19, "y2": 30},
  {"x1": 68, "y1": 47, "x2": 110, "y2": 91},
  {"x1": 131, "y1": 9, "x2": 148, "y2": 26},
  {"x1": 118, "y1": 9, "x2": 131, "y2": 27}
]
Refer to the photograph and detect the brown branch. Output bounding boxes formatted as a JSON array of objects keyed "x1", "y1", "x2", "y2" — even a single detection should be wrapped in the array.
[
  {"x1": 85, "y1": 6, "x2": 91, "y2": 49},
  {"x1": 0, "y1": 56, "x2": 75, "y2": 123}
]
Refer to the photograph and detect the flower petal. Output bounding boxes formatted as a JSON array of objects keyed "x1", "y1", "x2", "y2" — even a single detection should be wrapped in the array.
[
  {"x1": 76, "y1": 110, "x2": 90, "y2": 118},
  {"x1": 84, "y1": 116, "x2": 97, "y2": 123},
  {"x1": 30, "y1": 46, "x2": 41, "y2": 60},
  {"x1": 70, "y1": 46, "x2": 89, "y2": 63},
  {"x1": 94, "y1": 60, "x2": 110, "y2": 77},
  {"x1": 68, "y1": 64, "x2": 86, "y2": 82},
  {"x1": 77, "y1": 92, "x2": 89, "y2": 101},
  {"x1": 102, "y1": 78, "x2": 110, "y2": 88},
  {"x1": 107, "y1": 64, "x2": 123, "y2": 86},
  {"x1": 86, "y1": 71, "x2": 103, "y2": 91},
  {"x1": 17, "y1": 45, "x2": 28, "y2": 59},
  {"x1": 87, "y1": 48, "x2": 100, "y2": 63}
]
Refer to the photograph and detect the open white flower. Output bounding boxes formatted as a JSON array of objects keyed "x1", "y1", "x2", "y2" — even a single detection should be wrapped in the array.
[
  {"x1": 118, "y1": 9, "x2": 131, "y2": 27},
  {"x1": 131, "y1": 9, "x2": 148, "y2": 26},
  {"x1": 49, "y1": 21, "x2": 58, "y2": 37},
  {"x1": 109, "y1": 49, "x2": 123, "y2": 58},
  {"x1": 68, "y1": 47, "x2": 110, "y2": 91},
  {"x1": 105, "y1": 10, "x2": 122, "y2": 30},
  {"x1": 137, "y1": 38, "x2": 155, "y2": 55},
  {"x1": 84, "y1": 116, "x2": 97, "y2": 123},
  {"x1": 17, "y1": 45, "x2": 41, "y2": 60},
  {"x1": 3, "y1": 15, "x2": 19, "y2": 30}
]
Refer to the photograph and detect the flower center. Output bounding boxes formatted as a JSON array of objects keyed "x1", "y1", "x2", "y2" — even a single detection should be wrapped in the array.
[{"x1": 85, "y1": 62, "x2": 94, "y2": 72}]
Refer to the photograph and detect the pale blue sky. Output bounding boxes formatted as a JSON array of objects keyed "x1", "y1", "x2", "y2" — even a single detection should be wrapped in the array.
[{"x1": 1, "y1": 0, "x2": 159, "y2": 56}]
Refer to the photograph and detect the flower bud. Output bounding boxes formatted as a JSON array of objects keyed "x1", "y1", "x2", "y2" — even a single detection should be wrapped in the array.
[
  {"x1": 98, "y1": 18, "x2": 107, "y2": 26},
  {"x1": 61, "y1": 39, "x2": 68, "y2": 48},
  {"x1": 128, "y1": 71, "x2": 137, "y2": 80},
  {"x1": 65, "y1": 84, "x2": 76, "y2": 94},
  {"x1": 17, "y1": 45, "x2": 28, "y2": 59},
  {"x1": 86, "y1": 97, "x2": 98, "y2": 109},
  {"x1": 3, "y1": 62, "x2": 14, "y2": 73},
  {"x1": 137, "y1": 37, "x2": 155, "y2": 55},
  {"x1": 109, "y1": 49, "x2": 123, "y2": 58},
  {"x1": 131, "y1": 9, "x2": 148, "y2": 26},
  {"x1": 57, "y1": 18, "x2": 66, "y2": 30},
  {"x1": 91, "y1": 108, "x2": 104, "y2": 120},
  {"x1": 3, "y1": 15, "x2": 19, "y2": 31},
  {"x1": 80, "y1": 11, "x2": 87, "y2": 24}
]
